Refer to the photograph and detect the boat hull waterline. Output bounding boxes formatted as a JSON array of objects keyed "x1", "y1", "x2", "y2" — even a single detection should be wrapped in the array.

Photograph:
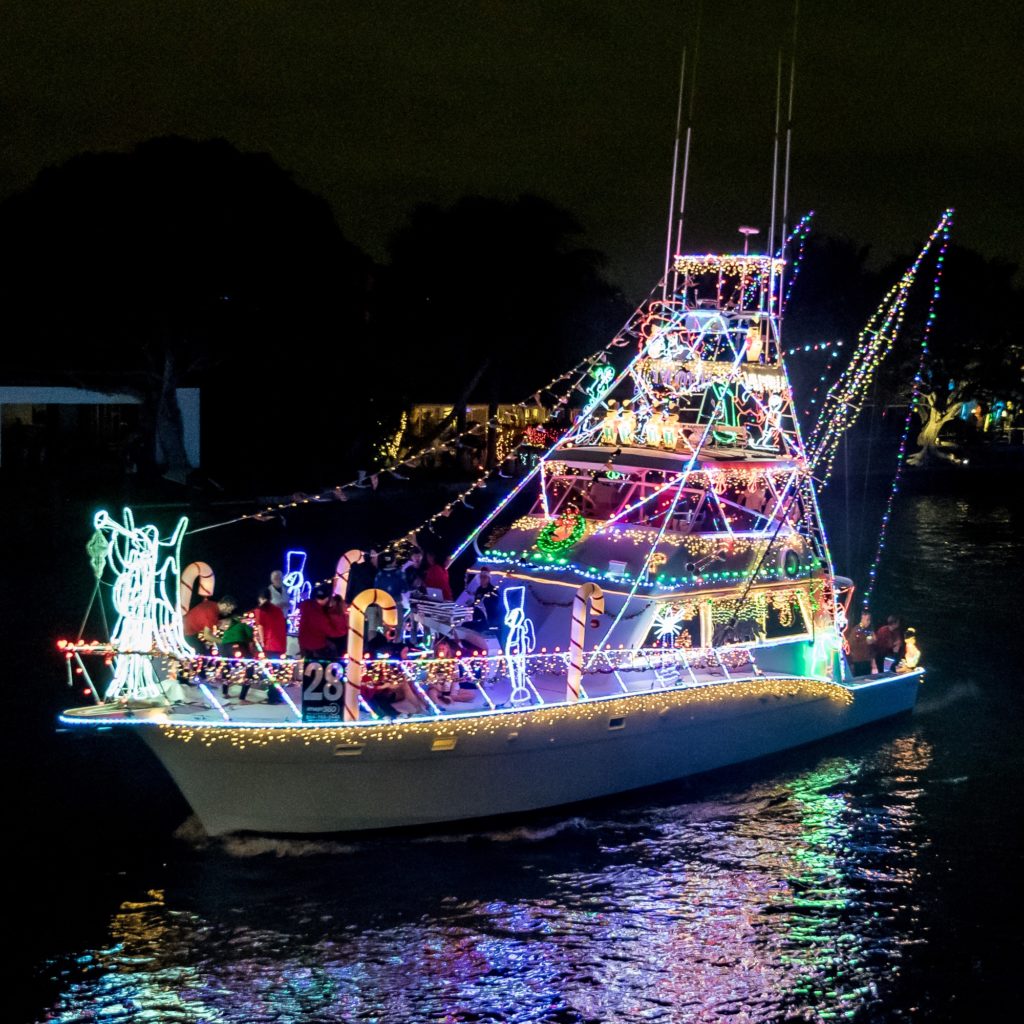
[{"x1": 63, "y1": 672, "x2": 921, "y2": 835}]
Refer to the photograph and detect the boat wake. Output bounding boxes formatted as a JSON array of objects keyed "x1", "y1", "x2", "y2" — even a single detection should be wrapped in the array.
[
  {"x1": 915, "y1": 681, "x2": 980, "y2": 715},
  {"x1": 174, "y1": 815, "x2": 359, "y2": 857}
]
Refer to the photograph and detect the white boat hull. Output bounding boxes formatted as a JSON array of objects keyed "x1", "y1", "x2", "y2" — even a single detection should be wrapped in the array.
[{"x1": 135, "y1": 673, "x2": 920, "y2": 835}]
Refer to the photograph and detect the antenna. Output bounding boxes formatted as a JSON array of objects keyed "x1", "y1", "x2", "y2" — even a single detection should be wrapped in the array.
[
  {"x1": 739, "y1": 225, "x2": 760, "y2": 257},
  {"x1": 673, "y1": 0, "x2": 703, "y2": 267},
  {"x1": 662, "y1": 47, "x2": 687, "y2": 302},
  {"x1": 767, "y1": 51, "x2": 782, "y2": 267},
  {"x1": 777, "y1": 0, "x2": 800, "y2": 322}
]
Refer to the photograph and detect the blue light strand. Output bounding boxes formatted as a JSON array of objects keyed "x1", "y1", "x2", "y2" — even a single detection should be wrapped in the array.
[{"x1": 861, "y1": 216, "x2": 952, "y2": 613}]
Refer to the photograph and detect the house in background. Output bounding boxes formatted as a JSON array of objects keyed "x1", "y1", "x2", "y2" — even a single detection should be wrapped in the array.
[{"x1": 0, "y1": 385, "x2": 200, "y2": 472}]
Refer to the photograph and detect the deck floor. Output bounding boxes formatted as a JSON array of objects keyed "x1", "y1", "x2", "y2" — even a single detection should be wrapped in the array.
[{"x1": 159, "y1": 657, "x2": 791, "y2": 726}]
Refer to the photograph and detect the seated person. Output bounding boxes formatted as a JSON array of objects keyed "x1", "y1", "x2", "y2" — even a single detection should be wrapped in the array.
[
  {"x1": 157, "y1": 659, "x2": 194, "y2": 705},
  {"x1": 895, "y1": 628, "x2": 921, "y2": 673},
  {"x1": 363, "y1": 629, "x2": 427, "y2": 716},
  {"x1": 457, "y1": 567, "x2": 501, "y2": 632},
  {"x1": 428, "y1": 636, "x2": 478, "y2": 706}
]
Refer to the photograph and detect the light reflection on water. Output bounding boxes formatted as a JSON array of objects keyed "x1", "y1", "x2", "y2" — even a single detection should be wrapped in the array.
[
  {"x1": 34, "y1": 489, "x2": 1022, "y2": 1024},
  {"x1": 41, "y1": 735, "x2": 936, "y2": 1023}
]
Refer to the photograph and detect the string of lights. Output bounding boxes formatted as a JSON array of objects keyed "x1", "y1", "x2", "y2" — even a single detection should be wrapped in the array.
[
  {"x1": 861, "y1": 214, "x2": 951, "y2": 612},
  {"x1": 778, "y1": 211, "x2": 814, "y2": 314},
  {"x1": 807, "y1": 209, "x2": 954, "y2": 485},
  {"x1": 187, "y1": 319, "x2": 641, "y2": 539}
]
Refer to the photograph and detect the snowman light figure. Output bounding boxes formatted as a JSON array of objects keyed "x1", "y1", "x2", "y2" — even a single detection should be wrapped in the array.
[{"x1": 94, "y1": 508, "x2": 192, "y2": 702}]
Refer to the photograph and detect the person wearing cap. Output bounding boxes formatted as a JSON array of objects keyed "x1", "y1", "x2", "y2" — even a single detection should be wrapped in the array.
[{"x1": 297, "y1": 584, "x2": 348, "y2": 660}]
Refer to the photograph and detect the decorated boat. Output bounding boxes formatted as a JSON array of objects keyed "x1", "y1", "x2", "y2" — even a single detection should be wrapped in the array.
[{"x1": 59, "y1": 229, "x2": 946, "y2": 836}]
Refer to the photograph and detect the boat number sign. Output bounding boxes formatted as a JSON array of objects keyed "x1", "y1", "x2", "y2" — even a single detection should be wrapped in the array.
[{"x1": 301, "y1": 659, "x2": 345, "y2": 722}]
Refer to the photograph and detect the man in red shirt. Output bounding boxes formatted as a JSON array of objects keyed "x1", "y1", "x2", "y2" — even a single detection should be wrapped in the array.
[
  {"x1": 253, "y1": 589, "x2": 288, "y2": 659},
  {"x1": 183, "y1": 595, "x2": 237, "y2": 651},
  {"x1": 298, "y1": 584, "x2": 348, "y2": 659}
]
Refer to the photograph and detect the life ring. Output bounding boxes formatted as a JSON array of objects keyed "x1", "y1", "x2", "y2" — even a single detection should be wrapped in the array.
[
  {"x1": 779, "y1": 548, "x2": 801, "y2": 578},
  {"x1": 179, "y1": 561, "x2": 215, "y2": 616}
]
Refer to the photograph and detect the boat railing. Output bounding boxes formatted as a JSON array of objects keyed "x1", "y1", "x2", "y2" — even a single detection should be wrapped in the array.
[{"x1": 57, "y1": 637, "x2": 762, "y2": 715}]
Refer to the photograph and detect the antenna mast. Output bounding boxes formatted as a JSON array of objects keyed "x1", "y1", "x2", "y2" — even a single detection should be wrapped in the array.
[
  {"x1": 662, "y1": 48, "x2": 687, "y2": 301},
  {"x1": 777, "y1": 0, "x2": 800, "y2": 321},
  {"x1": 767, "y1": 51, "x2": 782, "y2": 270},
  {"x1": 673, "y1": 0, "x2": 702, "y2": 276}
]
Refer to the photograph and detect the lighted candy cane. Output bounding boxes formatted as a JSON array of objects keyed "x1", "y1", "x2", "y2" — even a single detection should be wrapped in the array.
[
  {"x1": 567, "y1": 583, "x2": 604, "y2": 702},
  {"x1": 345, "y1": 589, "x2": 398, "y2": 721},
  {"x1": 503, "y1": 586, "x2": 537, "y2": 707},
  {"x1": 179, "y1": 560, "x2": 215, "y2": 617},
  {"x1": 332, "y1": 548, "x2": 362, "y2": 597},
  {"x1": 94, "y1": 508, "x2": 191, "y2": 701}
]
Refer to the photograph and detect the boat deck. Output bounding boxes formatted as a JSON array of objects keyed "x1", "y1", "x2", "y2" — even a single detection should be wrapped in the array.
[{"x1": 88, "y1": 658, "x2": 877, "y2": 727}]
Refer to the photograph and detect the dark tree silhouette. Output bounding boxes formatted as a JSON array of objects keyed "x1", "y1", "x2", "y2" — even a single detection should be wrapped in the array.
[
  {"x1": 0, "y1": 136, "x2": 372, "y2": 484},
  {"x1": 380, "y1": 194, "x2": 629, "y2": 448}
]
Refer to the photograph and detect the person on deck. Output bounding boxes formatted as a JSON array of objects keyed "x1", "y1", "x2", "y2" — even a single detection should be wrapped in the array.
[
  {"x1": 345, "y1": 550, "x2": 378, "y2": 603},
  {"x1": 457, "y1": 567, "x2": 500, "y2": 632},
  {"x1": 423, "y1": 551, "x2": 452, "y2": 601},
  {"x1": 183, "y1": 595, "x2": 237, "y2": 652},
  {"x1": 845, "y1": 611, "x2": 877, "y2": 676},
  {"x1": 363, "y1": 628, "x2": 426, "y2": 715},
  {"x1": 374, "y1": 551, "x2": 407, "y2": 637},
  {"x1": 873, "y1": 615, "x2": 903, "y2": 673},
  {"x1": 267, "y1": 570, "x2": 290, "y2": 616},
  {"x1": 298, "y1": 584, "x2": 348, "y2": 660},
  {"x1": 218, "y1": 611, "x2": 257, "y2": 700},
  {"x1": 253, "y1": 588, "x2": 288, "y2": 660},
  {"x1": 895, "y1": 628, "x2": 921, "y2": 673}
]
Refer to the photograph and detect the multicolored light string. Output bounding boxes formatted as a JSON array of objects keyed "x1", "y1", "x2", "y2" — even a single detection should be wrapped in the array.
[
  {"x1": 861, "y1": 213, "x2": 952, "y2": 612},
  {"x1": 778, "y1": 210, "x2": 814, "y2": 314},
  {"x1": 807, "y1": 209, "x2": 954, "y2": 485}
]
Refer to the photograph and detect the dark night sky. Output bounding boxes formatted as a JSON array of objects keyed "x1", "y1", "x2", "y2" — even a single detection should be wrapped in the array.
[{"x1": 3, "y1": 0, "x2": 1021, "y2": 296}]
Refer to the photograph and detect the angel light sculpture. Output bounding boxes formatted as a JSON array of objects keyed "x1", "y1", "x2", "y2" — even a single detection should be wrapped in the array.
[{"x1": 94, "y1": 508, "x2": 191, "y2": 701}]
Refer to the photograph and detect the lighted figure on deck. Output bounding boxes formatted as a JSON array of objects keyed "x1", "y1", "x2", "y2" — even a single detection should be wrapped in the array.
[
  {"x1": 600, "y1": 401, "x2": 620, "y2": 444},
  {"x1": 587, "y1": 362, "x2": 615, "y2": 401},
  {"x1": 643, "y1": 406, "x2": 663, "y2": 447},
  {"x1": 502, "y1": 586, "x2": 536, "y2": 706},
  {"x1": 283, "y1": 550, "x2": 311, "y2": 632},
  {"x1": 744, "y1": 317, "x2": 765, "y2": 363},
  {"x1": 617, "y1": 401, "x2": 637, "y2": 445},
  {"x1": 659, "y1": 408, "x2": 680, "y2": 450},
  {"x1": 94, "y1": 508, "x2": 191, "y2": 701},
  {"x1": 751, "y1": 393, "x2": 784, "y2": 451}
]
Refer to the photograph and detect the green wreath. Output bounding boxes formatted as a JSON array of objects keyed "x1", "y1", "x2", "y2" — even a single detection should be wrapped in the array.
[{"x1": 537, "y1": 512, "x2": 586, "y2": 555}]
